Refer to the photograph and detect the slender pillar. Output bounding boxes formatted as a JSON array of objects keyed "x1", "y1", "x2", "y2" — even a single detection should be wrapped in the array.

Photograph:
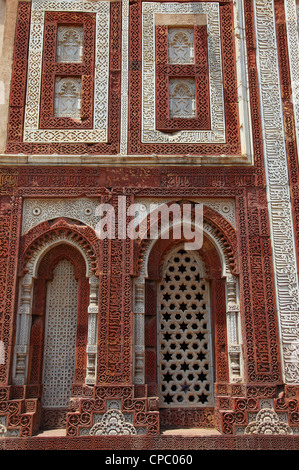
[
  {"x1": 13, "y1": 274, "x2": 33, "y2": 385},
  {"x1": 85, "y1": 275, "x2": 99, "y2": 385}
]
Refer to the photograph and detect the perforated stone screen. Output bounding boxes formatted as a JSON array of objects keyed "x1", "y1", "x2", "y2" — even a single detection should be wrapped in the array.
[
  {"x1": 158, "y1": 247, "x2": 214, "y2": 408},
  {"x1": 42, "y1": 259, "x2": 78, "y2": 409}
]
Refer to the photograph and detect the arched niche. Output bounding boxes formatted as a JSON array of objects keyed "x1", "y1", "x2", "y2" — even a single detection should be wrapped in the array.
[
  {"x1": 12, "y1": 229, "x2": 100, "y2": 419},
  {"x1": 132, "y1": 211, "x2": 244, "y2": 414}
]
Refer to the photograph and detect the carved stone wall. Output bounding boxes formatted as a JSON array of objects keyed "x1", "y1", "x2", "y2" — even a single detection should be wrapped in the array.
[
  {"x1": 0, "y1": 0, "x2": 298, "y2": 447},
  {"x1": 0, "y1": 166, "x2": 297, "y2": 437}
]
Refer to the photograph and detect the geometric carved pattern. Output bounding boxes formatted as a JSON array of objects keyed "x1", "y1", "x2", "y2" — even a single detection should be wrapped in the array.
[
  {"x1": 129, "y1": 1, "x2": 243, "y2": 156},
  {"x1": 42, "y1": 260, "x2": 78, "y2": 409},
  {"x1": 156, "y1": 23, "x2": 210, "y2": 131},
  {"x1": 158, "y1": 247, "x2": 213, "y2": 408},
  {"x1": 153, "y1": 6, "x2": 220, "y2": 139},
  {"x1": 6, "y1": 0, "x2": 122, "y2": 154},
  {"x1": 39, "y1": 10, "x2": 95, "y2": 130},
  {"x1": 1, "y1": 0, "x2": 299, "y2": 446}
]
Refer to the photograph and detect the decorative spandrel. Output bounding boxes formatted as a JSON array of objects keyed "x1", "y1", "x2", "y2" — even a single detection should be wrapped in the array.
[
  {"x1": 169, "y1": 78, "x2": 196, "y2": 118},
  {"x1": 54, "y1": 77, "x2": 82, "y2": 119},
  {"x1": 56, "y1": 25, "x2": 84, "y2": 63},
  {"x1": 168, "y1": 28, "x2": 194, "y2": 64}
]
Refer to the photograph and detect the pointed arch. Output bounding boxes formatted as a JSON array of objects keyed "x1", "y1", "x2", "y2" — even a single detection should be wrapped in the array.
[
  {"x1": 19, "y1": 217, "x2": 99, "y2": 278},
  {"x1": 132, "y1": 203, "x2": 244, "y2": 424},
  {"x1": 12, "y1": 218, "x2": 100, "y2": 429},
  {"x1": 134, "y1": 202, "x2": 239, "y2": 280}
]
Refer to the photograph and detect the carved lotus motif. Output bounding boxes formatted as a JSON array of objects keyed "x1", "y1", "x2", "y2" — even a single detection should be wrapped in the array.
[
  {"x1": 89, "y1": 409, "x2": 137, "y2": 436},
  {"x1": 244, "y1": 409, "x2": 293, "y2": 435}
]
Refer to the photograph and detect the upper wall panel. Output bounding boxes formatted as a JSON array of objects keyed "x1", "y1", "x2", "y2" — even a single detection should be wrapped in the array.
[{"x1": 4, "y1": 0, "x2": 254, "y2": 163}]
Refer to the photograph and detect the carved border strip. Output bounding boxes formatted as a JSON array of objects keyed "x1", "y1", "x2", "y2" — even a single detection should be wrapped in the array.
[
  {"x1": 284, "y1": 0, "x2": 299, "y2": 152},
  {"x1": 253, "y1": 0, "x2": 299, "y2": 383}
]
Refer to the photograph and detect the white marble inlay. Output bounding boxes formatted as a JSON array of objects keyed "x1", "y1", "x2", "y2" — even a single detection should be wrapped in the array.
[
  {"x1": 54, "y1": 77, "x2": 82, "y2": 119},
  {"x1": 168, "y1": 28, "x2": 194, "y2": 64},
  {"x1": 169, "y1": 78, "x2": 196, "y2": 119},
  {"x1": 56, "y1": 25, "x2": 83, "y2": 63}
]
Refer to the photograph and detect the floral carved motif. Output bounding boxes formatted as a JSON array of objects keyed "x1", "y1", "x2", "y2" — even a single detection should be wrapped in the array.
[
  {"x1": 89, "y1": 409, "x2": 137, "y2": 436},
  {"x1": 244, "y1": 409, "x2": 293, "y2": 435}
]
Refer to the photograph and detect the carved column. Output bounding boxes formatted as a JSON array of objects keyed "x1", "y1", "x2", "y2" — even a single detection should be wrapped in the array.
[
  {"x1": 13, "y1": 274, "x2": 33, "y2": 385},
  {"x1": 225, "y1": 275, "x2": 243, "y2": 382},
  {"x1": 85, "y1": 275, "x2": 99, "y2": 385},
  {"x1": 133, "y1": 278, "x2": 145, "y2": 384}
]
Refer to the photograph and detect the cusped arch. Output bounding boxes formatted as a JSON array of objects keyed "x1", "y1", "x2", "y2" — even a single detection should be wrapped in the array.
[
  {"x1": 135, "y1": 203, "x2": 238, "y2": 281},
  {"x1": 13, "y1": 218, "x2": 100, "y2": 388},
  {"x1": 37, "y1": 243, "x2": 87, "y2": 280},
  {"x1": 20, "y1": 217, "x2": 98, "y2": 279},
  {"x1": 132, "y1": 203, "x2": 244, "y2": 390},
  {"x1": 25, "y1": 235, "x2": 93, "y2": 279}
]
